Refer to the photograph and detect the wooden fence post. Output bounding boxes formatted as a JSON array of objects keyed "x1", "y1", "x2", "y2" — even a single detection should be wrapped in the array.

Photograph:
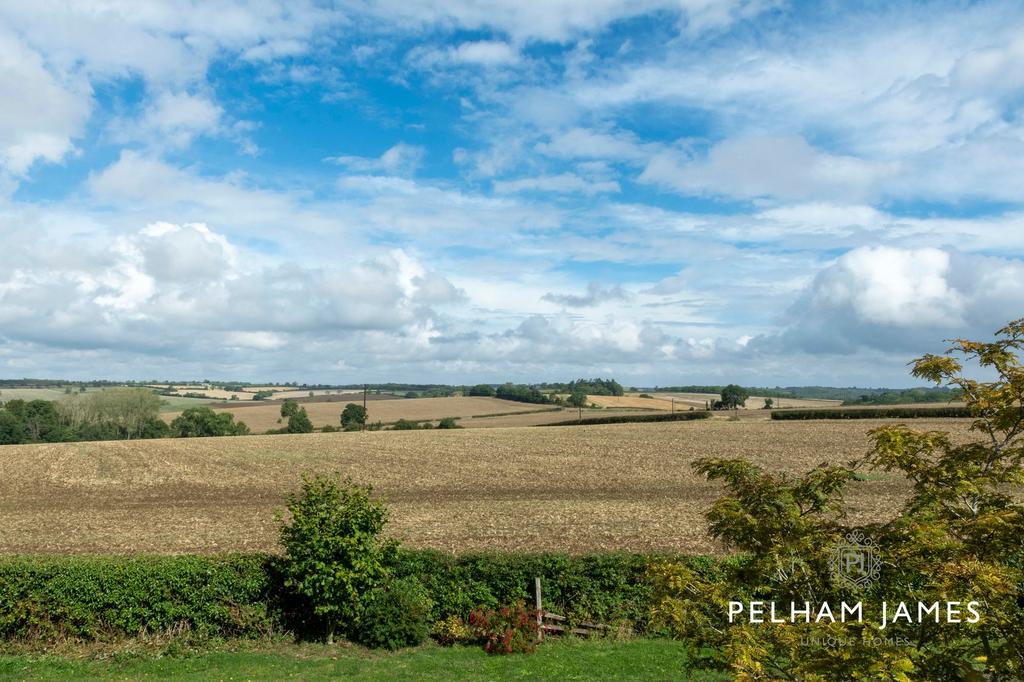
[{"x1": 535, "y1": 576, "x2": 544, "y2": 641}]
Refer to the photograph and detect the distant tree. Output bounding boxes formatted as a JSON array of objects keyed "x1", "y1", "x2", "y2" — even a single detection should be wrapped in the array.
[
  {"x1": 404, "y1": 392, "x2": 418, "y2": 399},
  {"x1": 763, "y1": 397, "x2": 773, "y2": 409},
  {"x1": 567, "y1": 387, "x2": 588, "y2": 408},
  {"x1": 719, "y1": 384, "x2": 749, "y2": 410},
  {"x1": 281, "y1": 399, "x2": 300, "y2": 418},
  {"x1": 341, "y1": 403, "x2": 368, "y2": 431},
  {"x1": 467, "y1": 384, "x2": 496, "y2": 397},
  {"x1": 309, "y1": 391, "x2": 315, "y2": 397},
  {"x1": 170, "y1": 406, "x2": 251, "y2": 437},
  {"x1": 286, "y1": 407, "x2": 314, "y2": 434}
]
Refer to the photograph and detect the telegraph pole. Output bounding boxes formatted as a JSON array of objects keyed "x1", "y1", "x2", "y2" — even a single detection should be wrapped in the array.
[{"x1": 363, "y1": 383, "x2": 367, "y2": 431}]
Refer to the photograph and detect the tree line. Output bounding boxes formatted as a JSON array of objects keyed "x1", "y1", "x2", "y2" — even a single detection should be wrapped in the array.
[{"x1": 0, "y1": 389, "x2": 251, "y2": 445}]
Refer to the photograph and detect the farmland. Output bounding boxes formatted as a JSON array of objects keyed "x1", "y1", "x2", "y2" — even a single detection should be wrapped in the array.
[
  {"x1": 0, "y1": 417, "x2": 972, "y2": 555},
  {"x1": 165, "y1": 396, "x2": 567, "y2": 432}
]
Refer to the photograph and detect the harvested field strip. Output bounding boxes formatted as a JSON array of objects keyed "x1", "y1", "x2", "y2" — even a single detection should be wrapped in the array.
[
  {"x1": 0, "y1": 419, "x2": 972, "y2": 555},
  {"x1": 470, "y1": 407, "x2": 564, "y2": 418}
]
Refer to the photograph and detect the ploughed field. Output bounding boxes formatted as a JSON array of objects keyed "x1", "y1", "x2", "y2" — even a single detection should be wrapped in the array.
[{"x1": 0, "y1": 418, "x2": 972, "y2": 555}]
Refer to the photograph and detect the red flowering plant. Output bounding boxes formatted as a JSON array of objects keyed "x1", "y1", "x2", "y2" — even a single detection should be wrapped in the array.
[{"x1": 467, "y1": 601, "x2": 541, "y2": 654}]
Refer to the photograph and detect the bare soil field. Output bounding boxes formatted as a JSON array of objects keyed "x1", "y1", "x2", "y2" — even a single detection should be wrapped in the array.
[
  {"x1": 0, "y1": 418, "x2": 973, "y2": 555},
  {"x1": 165, "y1": 396, "x2": 553, "y2": 433}
]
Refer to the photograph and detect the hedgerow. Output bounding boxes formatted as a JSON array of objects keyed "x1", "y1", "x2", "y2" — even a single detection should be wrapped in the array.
[
  {"x1": 770, "y1": 406, "x2": 972, "y2": 419},
  {"x1": 0, "y1": 551, "x2": 742, "y2": 643},
  {"x1": 540, "y1": 411, "x2": 711, "y2": 426}
]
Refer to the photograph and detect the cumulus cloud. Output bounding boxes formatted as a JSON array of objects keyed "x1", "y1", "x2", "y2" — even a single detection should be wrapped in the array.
[
  {"x1": 0, "y1": 222, "x2": 464, "y2": 361},
  {"x1": 761, "y1": 247, "x2": 1024, "y2": 354}
]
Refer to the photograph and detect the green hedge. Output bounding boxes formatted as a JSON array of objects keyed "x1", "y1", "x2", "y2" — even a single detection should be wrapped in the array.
[
  {"x1": 540, "y1": 411, "x2": 711, "y2": 426},
  {"x1": 770, "y1": 406, "x2": 973, "y2": 420},
  {"x1": 0, "y1": 555, "x2": 274, "y2": 641},
  {"x1": 0, "y1": 551, "x2": 739, "y2": 643}
]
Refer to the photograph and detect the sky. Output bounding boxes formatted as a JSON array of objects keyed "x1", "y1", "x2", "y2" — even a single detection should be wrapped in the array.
[{"x1": 1, "y1": 0, "x2": 1022, "y2": 387}]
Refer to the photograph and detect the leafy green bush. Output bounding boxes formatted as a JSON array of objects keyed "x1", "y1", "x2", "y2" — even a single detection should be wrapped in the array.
[
  {"x1": 278, "y1": 475, "x2": 397, "y2": 643},
  {"x1": 352, "y1": 577, "x2": 433, "y2": 649},
  {"x1": 541, "y1": 411, "x2": 711, "y2": 426},
  {"x1": 770, "y1": 406, "x2": 972, "y2": 419},
  {"x1": 437, "y1": 417, "x2": 460, "y2": 429}
]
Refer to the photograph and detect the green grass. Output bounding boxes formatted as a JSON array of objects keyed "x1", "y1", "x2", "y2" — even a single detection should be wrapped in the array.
[
  {"x1": 0, "y1": 639, "x2": 726, "y2": 681},
  {"x1": 155, "y1": 395, "x2": 217, "y2": 412}
]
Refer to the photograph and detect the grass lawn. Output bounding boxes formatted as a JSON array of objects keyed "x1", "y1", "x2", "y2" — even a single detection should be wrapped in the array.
[{"x1": 0, "y1": 638, "x2": 728, "y2": 681}]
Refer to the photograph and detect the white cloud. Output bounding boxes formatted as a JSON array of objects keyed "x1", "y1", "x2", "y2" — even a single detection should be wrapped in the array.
[
  {"x1": 349, "y1": 0, "x2": 772, "y2": 43},
  {"x1": 639, "y1": 136, "x2": 890, "y2": 202},
  {"x1": 113, "y1": 91, "x2": 225, "y2": 150},
  {"x1": 763, "y1": 247, "x2": 1024, "y2": 354},
  {"x1": 0, "y1": 28, "x2": 91, "y2": 177},
  {"x1": 326, "y1": 143, "x2": 426, "y2": 176},
  {"x1": 493, "y1": 172, "x2": 620, "y2": 195}
]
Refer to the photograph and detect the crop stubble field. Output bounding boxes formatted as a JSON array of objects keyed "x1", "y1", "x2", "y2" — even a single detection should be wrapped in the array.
[{"x1": 0, "y1": 418, "x2": 972, "y2": 555}]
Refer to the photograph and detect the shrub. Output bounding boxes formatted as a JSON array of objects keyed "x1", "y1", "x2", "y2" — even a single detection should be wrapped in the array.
[
  {"x1": 352, "y1": 577, "x2": 433, "y2": 649},
  {"x1": 391, "y1": 419, "x2": 422, "y2": 430},
  {"x1": 321, "y1": 424, "x2": 338, "y2": 433},
  {"x1": 437, "y1": 417, "x2": 460, "y2": 429},
  {"x1": 468, "y1": 602, "x2": 540, "y2": 654},
  {"x1": 433, "y1": 615, "x2": 470, "y2": 645},
  {"x1": 277, "y1": 475, "x2": 396, "y2": 643}
]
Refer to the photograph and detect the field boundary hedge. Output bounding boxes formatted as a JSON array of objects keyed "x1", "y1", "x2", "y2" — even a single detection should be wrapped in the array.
[
  {"x1": 540, "y1": 411, "x2": 711, "y2": 426},
  {"x1": 0, "y1": 551, "x2": 739, "y2": 644},
  {"x1": 770, "y1": 406, "x2": 973, "y2": 420}
]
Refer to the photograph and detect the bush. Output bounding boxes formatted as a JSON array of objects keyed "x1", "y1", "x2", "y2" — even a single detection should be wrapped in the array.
[
  {"x1": 433, "y1": 615, "x2": 470, "y2": 645},
  {"x1": 437, "y1": 417, "x2": 460, "y2": 429},
  {"x1": 468, "y1": 602, "x2": 540, "y2": 654},
  {"x1": 391, "y1": 419, "x2": 423, "y2": 430},
  {"x1": 352, "y1": 577, "x2": 433, "y2": 649},
  {"x1": 278, "y1": 475, "x2": 396, "y2": 643},
  {"x1": 770, "y1": 406, "x2": 972, "y2": 419},
  {"x1": 541, "y1": 411, "x2": 711, "y2": 426}
]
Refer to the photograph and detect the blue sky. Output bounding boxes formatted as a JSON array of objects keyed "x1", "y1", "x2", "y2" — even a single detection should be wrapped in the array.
[{"x1": 1, "y1": 0, "x2": 1022, "y2": 386}]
